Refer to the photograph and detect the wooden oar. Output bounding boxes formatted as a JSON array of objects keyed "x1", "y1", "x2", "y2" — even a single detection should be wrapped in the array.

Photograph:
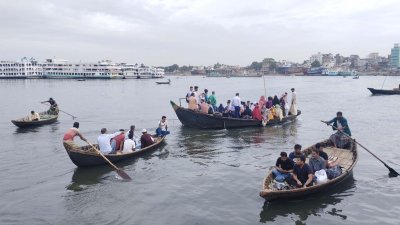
[
  {"x1": 85, "y1": 141, "x2": 132, "y2": 181},
  {"x1": 321, "y1": 120, "x2": 399, "y2": 177},
  {"x1": 40, "y1": 102, "x2": 77, "y2": 119}
]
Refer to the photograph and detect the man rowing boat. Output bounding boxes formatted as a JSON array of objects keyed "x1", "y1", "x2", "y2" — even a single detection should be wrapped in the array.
[
  {"x1": 63, "y1": 122, "x2": 87, "y2": 149},
  {"x1": 323, "y1": 111, "x2": 352, "y2": 148}
]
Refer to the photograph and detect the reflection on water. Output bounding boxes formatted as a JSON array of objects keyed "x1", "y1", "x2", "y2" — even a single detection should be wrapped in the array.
[
  {"x1": 66, "y1": 143, "x2": 168, "y2": 192},
  {"x1": 259, "y1": 176, "x2": 356, "y2": 224}
]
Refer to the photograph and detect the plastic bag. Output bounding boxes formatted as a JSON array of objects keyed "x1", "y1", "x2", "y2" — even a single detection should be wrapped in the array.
[{"x1": 315, "y1": 169, "x2": 328, "y2": 184}]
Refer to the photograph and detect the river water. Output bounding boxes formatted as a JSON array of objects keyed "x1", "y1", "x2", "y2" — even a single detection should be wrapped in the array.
[{"x1": 0, "y1": 76, "x2": 399, "y2": 225}]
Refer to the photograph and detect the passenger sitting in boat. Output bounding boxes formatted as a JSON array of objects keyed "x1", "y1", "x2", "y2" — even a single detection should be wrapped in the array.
[
  {"x1": 217, "y1": 104, "x2": 224, "y2": 113},
  {"x1": 122, "y1": 133, "x2": 136, "y2": 154},
  {"x1": 223, "y1": 100, "x2": 233, "y2": 117},
  {"x1": 111, "y1": 129, "x2": 125, "y2": 152},
  {"x1": 63, "y1": 122, "x2": 87, "y2": 149},
  {"x1": 309, "y1": 149, "x2": 326, "y2": 173},
  {"x1": 239, "y1": 102, "x2": 245, "y2": 117},
  {"x1": 156, "y1": 116, "x2": 170, "y2": 137},
  {"x1": 272, "y1": 95, "x2": 280, "y2": 106},
  {"x1": 266, "y1": 96, "x2": 273, "y2": 109},
  {"x1": 97, "y1": 128, "x2": 122, "y2": 154},
  {"x1": 207, "y1": 101, "x2": 215, "y2": 114},
  {"x1": 280, "y1": 93, "x2": 287, "y2": 116},
  {"x1": 289, "y1": 144, "x2": 305, "y2": 160},
  {"x1": 323, "y1": 111, "x2": 352, "y2": 148},
  {"x1": 186, "y1": 86, "x2": 193, "y2": 103},
  {"x1": 41, "y1": 97, "x2": 58, "y2": 115},
  {"x1": 274, "y1": 105, "x2": 283, "y2": 120},
  {"x1": 29, "y1": 110, "x2": 40, "y2": 121},
  {"x1": 291, "y1": 156, "x2": 313, "y2": 188},
  {"x1": 315, "y1": 143, "x2": 328, "y2": 161},
  {"x1": 251, "y1": 103, "x2": 263, "y2": 121},
  {"x1": 203, "y1": 89, "x2": 209, "y2": 102},
  {"x1": 259, "y1": 96, "x2": 266, "y2": 107},
  {"x1": 200, "y1": 99, "x2": 209, "y2": 114},
  {"x1": 140, "y1": 129, "x2": 154, "y2": 148},
  {"x1": 242, "y1": 105, "x2": 252, "y2": 119},
  {"x1": 272, "y1": 152, "x2": 294, "y2": 182},
  {"x1": 188, "y1": 93, "x2": 198, "y2": 110}
]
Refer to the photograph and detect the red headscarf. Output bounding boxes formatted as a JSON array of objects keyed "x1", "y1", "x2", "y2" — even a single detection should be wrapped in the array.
[{"x1": 252, "y1": 104, "x2": 263, "y2": 121}]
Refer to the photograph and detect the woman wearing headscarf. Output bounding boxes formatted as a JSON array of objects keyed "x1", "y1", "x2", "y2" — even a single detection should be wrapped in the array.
[
  {"x1": 252, "y1": 103, "x2": 263, "y2": 121},
  {"x1": 259, "y1": 96, "x2": 266, "y2": 107}
]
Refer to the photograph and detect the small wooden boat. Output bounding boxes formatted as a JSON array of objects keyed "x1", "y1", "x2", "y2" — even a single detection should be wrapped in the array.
[
  {"x1": 11, "y1": 110, "x2": 59, "y2": 128},
  {"x1": 260, "y1": 139, "x2": 357, "y2": 201},
  {"x1": 156, "y1": 79, "x2": 171, "y2": 84},
  {"x1": 63, "y1": 136, "x2": 166, "y2": 167},
  {"x1": 170, "y1": 101, "x2": 301, "y2": 129},
  {"x1": 367, "y1": 88, "x2": 400, "y2": 95},
  {"x1": 352, "y1": 75, "x2": 359, "y2": 79},
  {"x1": 77, "y1": 79, "x2": 86, "y2": 81}
]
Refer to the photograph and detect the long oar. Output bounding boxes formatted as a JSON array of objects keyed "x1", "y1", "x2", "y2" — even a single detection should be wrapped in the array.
[
  {"x1": 40, "y1": 102, "x2": 77, "y2": 119},
  {"x1": 85, "y1": 141, "x2": 132, "y2": 181},
  {"x1": 321, "y1": 120, "x2": 399, "y2": 177}
]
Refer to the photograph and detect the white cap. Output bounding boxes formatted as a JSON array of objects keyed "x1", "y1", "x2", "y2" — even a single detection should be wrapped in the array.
[{"x1": 142, "y1": 128, "x2": 147, "y2": 133}]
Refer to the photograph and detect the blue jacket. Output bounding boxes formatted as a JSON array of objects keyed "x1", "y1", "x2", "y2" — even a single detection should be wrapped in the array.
[{"x1": 328, "y1": 117, "x2": 351, "y2": 136}]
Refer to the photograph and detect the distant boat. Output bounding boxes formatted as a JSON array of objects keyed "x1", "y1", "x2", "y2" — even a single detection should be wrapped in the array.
[
  {"x1": 155, "y1": 79, "x2": 171, "y2": 84},
  {"x1": 303, "y1": 67, "x2": 325, "y2": 75},
  {"x1": 353, "y1": 75, "x2": 359, "y2": 79},
  {"x1": 367, "y1": 88, "x2": 400, "y2": 95},
  {"x1": 77, "y1": 79, "x2": 86, "y2": 81}
]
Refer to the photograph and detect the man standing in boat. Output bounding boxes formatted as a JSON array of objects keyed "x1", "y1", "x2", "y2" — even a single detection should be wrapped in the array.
[
  {"x1": 323, "y1": 111, "x2": 351, "y2": 148},
  {"x1": 288, "y1": 88, "x2": 297, "y2": 116},
  {"x1": 232, "y1": 93, "x2": 241, "y2": 118},
  {"x1": 63, "y1": 122, "x2": 87, "y2": 149},
  {"x1": 41, "y1": 97, "x2": 59, "y2": 115}
]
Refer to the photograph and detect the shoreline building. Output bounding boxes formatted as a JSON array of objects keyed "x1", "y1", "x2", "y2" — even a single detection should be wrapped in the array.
[
  {"x1": 0, "y1": 57, "x2": 43, "y2": 79},
  {"x1": 391, "y1": 43, "x2": 400, "y2": 68}
]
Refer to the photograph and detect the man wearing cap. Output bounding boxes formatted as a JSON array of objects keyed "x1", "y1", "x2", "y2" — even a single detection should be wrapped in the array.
[
  {"x1": 288, "y1": 88, "x2": 297, "y2": 116},
  {"x1": 140, "y1": 129, "x2": 154, "y2": 148},
  {"x1": 97, "y1": 128, "x2": 122, "y2": 154}
]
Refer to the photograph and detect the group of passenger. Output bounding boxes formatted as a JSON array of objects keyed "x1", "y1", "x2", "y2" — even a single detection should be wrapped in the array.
[
  {"x1": 185, "y1": 86, "x2": 298, "y2": 122},
  {"x1": 62, "y1": 116, "x2": 170, "y2": 155},
  {"x1": 272, "y1": 143, "x2": 341, "y2": 189}
]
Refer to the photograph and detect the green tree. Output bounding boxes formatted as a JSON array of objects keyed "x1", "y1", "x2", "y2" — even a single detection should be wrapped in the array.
[
  {"x1": 214, "y1": 62, "x2": 222, "y2": 69},
  {"x1": 165, "y1": 64, "x2": 179, "y2": 72},
  {"x1": 248, "y1": 61, "x2": 263, "y2": 71},
  {"x1": 311, "y1": 60, "x2": 321, "y2": 68}
]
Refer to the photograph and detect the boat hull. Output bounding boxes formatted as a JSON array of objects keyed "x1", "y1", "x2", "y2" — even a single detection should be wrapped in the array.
[
  {"x1": 368, "y1": 88, "x2": 400, "y2": 95},
  {"x1": 64, "y1": 136, "x2": 165, "y2": 167},
  {"x1": 170, "y1": 101, "x2": 301, "y2": 129},
  {"x1": 11, "y1": 111, "x2": 58, "y2": 128}
]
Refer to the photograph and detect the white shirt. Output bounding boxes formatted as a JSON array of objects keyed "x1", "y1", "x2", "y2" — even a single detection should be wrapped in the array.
[
  {"x1": 159, "y1": 120, "x2": 168, "y2": 131},
  {"x1": 232, "y1": 96, "x2": 241, "y2": 107},
  {"x1": 122, "y1": 139, "x2": 136, "y2": 153},
  {"x1": 194, "y1": 91, "x2": 201, "y2": 104},
  {"x1": 291, "y1": 92, "x2": 297, "y2": 104},
  {"x1": 337, "y1": 120, "x2": 343, "y2": 130},
  {"x1": 97, "y1": 132, "x2": 121, "y2": 154}
]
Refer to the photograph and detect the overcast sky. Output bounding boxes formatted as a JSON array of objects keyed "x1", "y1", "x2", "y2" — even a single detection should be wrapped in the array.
[{"x1": 1, "y1": 0, "x2": 399, "y2": 66}]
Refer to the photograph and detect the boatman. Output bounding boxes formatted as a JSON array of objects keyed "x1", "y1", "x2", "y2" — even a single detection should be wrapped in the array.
[
  {"x1": 41, "y1": 97, "x2": 59, "y2": 115},
  {"x1": 29, "y1": 110, "x2": 40, "y2": 121},
  {"x1": 63, "y1": 122, "x2": 87, "y2": 149},
  {"x1": 323, "y1": 111, "x2": 352, "y2": 148}
]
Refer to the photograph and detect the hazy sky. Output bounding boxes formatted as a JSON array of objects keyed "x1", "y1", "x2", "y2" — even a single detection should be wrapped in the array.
[{"x1": 1, "y1": 0, "x2": 399, "y2": 66}]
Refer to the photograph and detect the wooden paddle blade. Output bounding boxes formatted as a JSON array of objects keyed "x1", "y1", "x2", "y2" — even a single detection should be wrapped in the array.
[{"x1": 117, "y1": 169, "x2": 132, "y2": 180}]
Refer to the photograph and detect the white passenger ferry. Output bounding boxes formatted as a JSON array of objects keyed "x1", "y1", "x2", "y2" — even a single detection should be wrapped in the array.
[
  {"x1": 0, "y1": 57, "x2": 43, "y2": 79},
  {"x1": 120, "y1": 64, "x2": 164, "y2": 79},
  {"x1": 42, "y1": 59, "x2": 123, "y2": 79}
]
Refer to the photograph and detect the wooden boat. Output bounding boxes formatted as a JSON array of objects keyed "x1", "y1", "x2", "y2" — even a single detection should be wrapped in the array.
[
  {"x1": 352, "y1": 75, "x2": 359, "y2": 79},
  {"x1": 170, "y1": 100, "x2": 301, "y2": 129},
  {"x1": 11, "y1": 110, "x2": 59, "y2": 128},
  {"x1": 63, "y1": 136, "x2": 166, "y2": 167},
  {"x1": 367, "y1": 88, "x2": 400, "y2": 95},
  {"x1": 77, "y1": 79, "x2": 86, "y2": 81},
  {"x1": 260, "y1": 139, "x2": 357, "y2": 201},
  {"x1": 156, "y1": 79, "x2": 171, "y2": 84}
]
